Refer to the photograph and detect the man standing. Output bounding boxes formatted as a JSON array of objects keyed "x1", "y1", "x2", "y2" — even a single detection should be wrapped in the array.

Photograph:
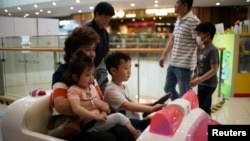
[
  {"x1": 84, "y1": 1, "x2": 115, "y2": 93},
  {"x1": 159, "y1": 0, "x2": 200, "y2": 100}
]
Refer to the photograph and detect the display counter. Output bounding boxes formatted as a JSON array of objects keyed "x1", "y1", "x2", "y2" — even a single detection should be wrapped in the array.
[
  {"x1": 213, "y1": 34, "x2": 250, "y2": 97},
  {"x1": 235, "y1": 34, "x2": 250, "y2": 97}
]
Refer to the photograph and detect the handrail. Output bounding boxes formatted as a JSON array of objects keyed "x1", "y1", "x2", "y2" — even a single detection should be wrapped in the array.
[
  {"x1": 0, "y1": 47, "x2": 225, "y2": 53},
  {"x1": 0, "y1": 47, "x2": 63, "y2": 52},
  {"x1": 0, "y1": 46, "x2": 225, "y2": 98}
]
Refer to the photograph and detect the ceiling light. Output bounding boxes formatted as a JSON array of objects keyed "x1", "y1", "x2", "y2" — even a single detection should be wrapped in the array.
[
  {"x1": 47, "y1": 10, "x2": 51, "y2": 14},
  {"x1": 8, "y1": 13, "x2": 11, "y2": 16},
  {"x1": 17, "y1": 7, "x2": 21, "y2": 10},
  {"x1": 155, "y1": 4, "x2": 158, "y2": 7},
  {"x1": 154, "y1": 1, "x2": 158, "y2": 4},
  {"x1": 52, "y1": 2, "x2": 56, "y2": 6},
  {"x1": 40, "y1": 9, "x2": 43, "y2": 12},
  {"x1": 4, "y1": 9, "x2": 8, "y2": 13},
  {"x1": 216, "y1": 2, "x2": 220, "y2": 6},
  {"x1": 130, "y1": 3, "x2": 135, "y2": 7},
  {"x1": 24, "y1": 13, "x2": 29, "y2": 17},
  {"x1": 89, "y1": 6, "x2": 94, "y2": 10},
  {"x1": 76, "y1": 0, "x2": 80, "y2": 3},
  {"x1": 78, "y1": 10, "x2": 82, "y2": 13},
  {"x1": 70, "y1": 7, "x2": 74, "y2": 10},
  {"x1": 247, "y1": 0, "x2": 250, "y2": 2},
  {"x1": 35, "y1": 12, "x2": 39, "y2": 15},
  {"x1": 34, "y1": 4, "x2": 38, "y2": 8}
]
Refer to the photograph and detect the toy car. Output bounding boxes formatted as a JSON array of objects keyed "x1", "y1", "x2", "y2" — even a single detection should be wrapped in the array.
[{"x1": 137, "y1": 89, "x2": 220, "y2": 141}]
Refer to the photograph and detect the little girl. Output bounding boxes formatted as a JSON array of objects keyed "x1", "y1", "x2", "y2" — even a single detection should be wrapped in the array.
[{"x1": 62, "y1": 51, "x2": 140, "y2": 139}]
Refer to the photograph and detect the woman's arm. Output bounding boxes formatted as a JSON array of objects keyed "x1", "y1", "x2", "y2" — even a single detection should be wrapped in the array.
[
  {"x1": 54, "y1": 96, "x2": 110, "y2": 115},
  {"x1": 52, "y1": 82, "x2": 110, "y2": 115},
  {"x1": 68, "y1": 98, "x2": 106, "y2": 121}
]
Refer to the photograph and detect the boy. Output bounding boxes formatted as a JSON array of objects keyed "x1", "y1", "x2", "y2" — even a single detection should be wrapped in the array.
[
  {"x1": 62, "y1": 51, "x2": 141, "y2": 139},
  {"x1": 104, "y1": 51, "x2": 165, "y2": 131},
  {"x1": 189, "y1": 22, "x2": 219, "y2": 115}
]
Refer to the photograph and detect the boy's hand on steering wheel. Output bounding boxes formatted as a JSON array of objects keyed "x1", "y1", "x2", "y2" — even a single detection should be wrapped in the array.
[{"x1": 152, "y1": 104, "x2": 166, "y2": 112}]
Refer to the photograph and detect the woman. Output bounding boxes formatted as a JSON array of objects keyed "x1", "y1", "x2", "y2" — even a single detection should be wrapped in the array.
[{"x1": 50, "y1": 27, "x2": 134, "y2": 141}]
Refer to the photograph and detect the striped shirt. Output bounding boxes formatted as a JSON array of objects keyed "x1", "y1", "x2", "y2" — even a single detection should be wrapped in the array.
[{"x1": 171, "y1": 11, "x2": 200, "y2": 70}]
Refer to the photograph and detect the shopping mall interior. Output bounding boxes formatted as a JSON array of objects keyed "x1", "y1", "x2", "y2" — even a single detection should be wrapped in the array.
[{"x1": 0, "y1": 0, "x2": 250, "y2": 141}]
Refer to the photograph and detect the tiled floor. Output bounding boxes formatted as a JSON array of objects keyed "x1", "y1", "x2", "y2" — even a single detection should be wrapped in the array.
[{"x1": 211, "y1": 96, "x2": 250, "y2": 124}]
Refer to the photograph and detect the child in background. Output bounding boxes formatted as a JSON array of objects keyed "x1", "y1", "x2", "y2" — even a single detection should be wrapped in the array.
[
  {"x1": 189, "y1": 22, "x2": 219, "y2": 115},
  {"x1": 104, "y1": 51, "x2": 165, "y2": 131},
  {"x1": 62, "y1": 51, "x2": 141, "y2": 139}
]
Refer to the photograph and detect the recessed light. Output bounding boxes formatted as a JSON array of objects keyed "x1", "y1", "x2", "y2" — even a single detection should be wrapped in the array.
[
  {"x1": 52, "y1": 2, "x2": 56, "y2": 6},
  {"x1": 17, "y1": 7, "x2": 21, "y2": 10},
  {"x1": 47, "y1": 10, "x2": 51, "y2": 14},
  {"x1": 34, "y1": 4, "x2": 38, "y2": 8},
  {"x1": 76, "y1": 0, "x2": 80, "y2": 3},
  {"x1": 24, "y1": 13, "x2": 29, "y2": 17},
  {"x1": 89, "y1": 6, "x2": 94, "y2": 10},
  {"x1": 8, "y1": 13, "x2": 11, "y2": 16},
  {"x1": 40, "y1": 9, "x2": 43, "y2": 12},
  {"x1": 78, "y1": 10, "x2": 82, "y2": 13},
  {"x1": 35, "y1": 12, "x2": 39, "y2": 15},
  {"x1": 216, "y1": 2, "x2": 220, "y2": 6},
  {"x1": 4, "y1": 9, "x2": 8, "y2": 13},
  {"x1": 130, "y1": 3, "x2": 135, "y2": 7},
  {"x1": 70, "y1": 7, "x2": 74, "y2": 10}
]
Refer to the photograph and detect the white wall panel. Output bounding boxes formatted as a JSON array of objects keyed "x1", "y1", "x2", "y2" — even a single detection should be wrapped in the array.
[
  {"x1": 14, "y1": 17, "x2": 37, "y2": 36},
  {"x1": 37, "y1": 18, "x2": 59, "y2": 36},
  {"x1": 0, "y1": 16, "x2": 15, "y2": 37}
]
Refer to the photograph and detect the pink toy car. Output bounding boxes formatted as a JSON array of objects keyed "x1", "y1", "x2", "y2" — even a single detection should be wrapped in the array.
[{"x1": 137, "y1": 89, "x2": 220, "y2": 141}]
